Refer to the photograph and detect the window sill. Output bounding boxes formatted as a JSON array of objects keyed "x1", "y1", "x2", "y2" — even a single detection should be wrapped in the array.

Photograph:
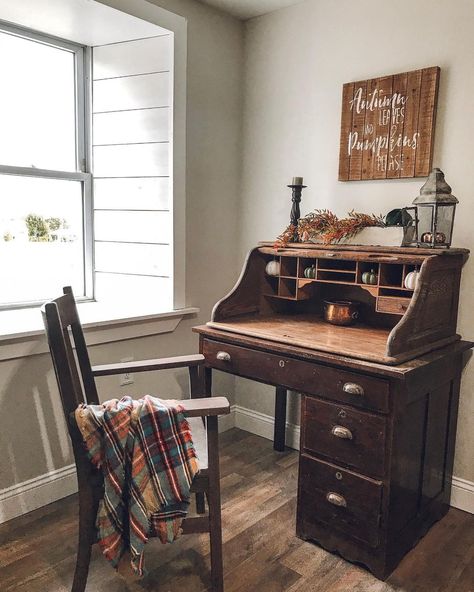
[{"x1": 0, "y1": 302, "x2": 200, "y2": 362}]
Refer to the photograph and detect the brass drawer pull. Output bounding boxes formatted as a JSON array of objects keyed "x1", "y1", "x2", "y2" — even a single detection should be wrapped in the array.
[
  {"x1": 342, "y1": 382, "x2": 364, "y2": 396},
  {"x1": 326, "y1": 492, "x2": 347, "y2": 507},
  {"x1": 331, "y1": 425, "x2": 353, "y2": 440},
  {"x1": 216, "y1": 351, "x2": 231, "y2": 362}
]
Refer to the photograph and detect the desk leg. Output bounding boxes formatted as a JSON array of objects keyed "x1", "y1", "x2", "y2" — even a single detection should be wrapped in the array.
[{"x1": 274, "y1": 386, "x2": 287, "y2": 452}]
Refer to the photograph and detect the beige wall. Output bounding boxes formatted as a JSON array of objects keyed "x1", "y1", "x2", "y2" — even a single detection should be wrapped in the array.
[
  {"x1": 237, "y1": 0, "x2": 474, "y2": 482},
  {"x1": 0, "y1": 0, "x2": 243, "y2": 495}
]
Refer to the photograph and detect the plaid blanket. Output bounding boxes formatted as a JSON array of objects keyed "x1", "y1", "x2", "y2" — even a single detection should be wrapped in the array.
[{"x1": 75, "y1": 395, "x2": 199, "y2": 575}]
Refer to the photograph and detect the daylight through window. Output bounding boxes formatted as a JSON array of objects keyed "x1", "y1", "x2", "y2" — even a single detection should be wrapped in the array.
[{"x1": 0, "y1": 23, "x2": 91, "y2": 308}]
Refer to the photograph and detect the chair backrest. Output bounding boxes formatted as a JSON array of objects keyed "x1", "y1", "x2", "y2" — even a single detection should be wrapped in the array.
[{"x1": 42, "y1": 287, "x2": 99, "y2": 425}]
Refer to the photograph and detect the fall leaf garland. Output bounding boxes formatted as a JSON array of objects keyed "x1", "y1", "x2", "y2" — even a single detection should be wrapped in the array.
[{"x1": 275, "y1": 209, "x2": 385, "y2": 248}]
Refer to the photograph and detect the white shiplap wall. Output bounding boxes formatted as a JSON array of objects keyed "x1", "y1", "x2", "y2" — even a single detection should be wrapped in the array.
[{"x1": 92, "y1": 34, "x2": 173, "y2": 309}]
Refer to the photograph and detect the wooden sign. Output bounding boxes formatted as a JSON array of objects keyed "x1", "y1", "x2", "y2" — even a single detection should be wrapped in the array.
[{"x1": 338, "y1": 67, "x2": 440, "y2": 181}]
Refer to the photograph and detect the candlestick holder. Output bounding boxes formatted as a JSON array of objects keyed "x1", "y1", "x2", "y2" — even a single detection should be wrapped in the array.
[{"x1": 288, "y1": 182, "x2": 307, "y2": 242}]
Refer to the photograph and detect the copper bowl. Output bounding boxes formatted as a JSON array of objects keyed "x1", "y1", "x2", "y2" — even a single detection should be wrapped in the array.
[{"x1": 323, "y1": 300, "x2": 359, "y2": 326}]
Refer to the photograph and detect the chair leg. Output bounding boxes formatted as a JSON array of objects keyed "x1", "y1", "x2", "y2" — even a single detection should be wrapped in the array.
[
  {"x1": 72, "y1": 482, "x2": 100, "y2": 592},
  {"x1": 196, "y1": 492, "x2": 206, "y2": 515},
  {"x1": 206, "y1": 416, "x2": 224, "y2": 592}
]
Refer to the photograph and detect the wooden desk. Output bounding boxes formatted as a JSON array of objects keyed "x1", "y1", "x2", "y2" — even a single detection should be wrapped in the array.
[
  {"x1": 193, "y1": 244, "x2": 472, "y2": 579},
  {"x1": 194, "y1": 324, "x2": 472, "y2": 579}
]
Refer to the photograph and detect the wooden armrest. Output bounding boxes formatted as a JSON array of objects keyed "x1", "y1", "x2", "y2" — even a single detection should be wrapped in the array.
[
  {"x1": 70, "y1": 397, "x2": 230, "y2": 425},
  {"x1": 180, "y1": 397, "x2": 230, "y2": 417},
  {"x1": 92, "y1": 354, "x2": 205, "y2": 377}
]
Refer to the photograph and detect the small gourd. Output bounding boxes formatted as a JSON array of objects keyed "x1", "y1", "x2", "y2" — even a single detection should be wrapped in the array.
[
  {"x1": 362, "y1": 268, "x2": 378, "y2": 285},
  {"x1": 265, "y1": 260, "x2": 280, "y2": 276},
  {"x1": 304, "y1": 265, "x2": 316, "y2": 279},
  {"x1": 404, "y1": 269, "x2": 420, "y2": 290},
  {"x1": 421, "y1": 231, "x2": 446, "y2": 245}
]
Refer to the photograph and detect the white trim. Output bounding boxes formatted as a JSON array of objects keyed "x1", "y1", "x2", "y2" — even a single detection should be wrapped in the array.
[
  {"x1": 234, "y1": 404, "x2": 301, "y2": 451},
  {"x1": 451, "y1": 476, "x2": 474, "y2": 514},
  {"x1": 218, "y1": 404, "x2": 236, "y2": 433},
  {"x1": 97, "y1": 0, "x2": 188, "y2": 310},
  {"x1": 0, "y1": 464, "x2": 77, "y2": 524},
  {"x1": 0, "y1": 306, "x2": 199, "y2": 362}
]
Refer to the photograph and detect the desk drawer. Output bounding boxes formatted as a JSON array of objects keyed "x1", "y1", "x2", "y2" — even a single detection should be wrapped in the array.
[
  {"x1": 202, "y1": 338, "x2": 390, "y2": 413},
  {"x1": 376, "y1": 296, "x2": 411, "y2": 315},
  {"x1": 302, "y1": 396, "x2": 387, "y2": 477},
  {"x1": 298, "y1": 454, "x2": 383, "y2": 547}
]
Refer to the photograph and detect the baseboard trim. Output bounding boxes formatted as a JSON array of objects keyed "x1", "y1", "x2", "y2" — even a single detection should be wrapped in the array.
[
  {"x1": 0, "y1": 464, "x2": 78, "y2": 524},
  {"x1": 451, "y1": 476, "x2": 474, "y2": 514},
  {"x1": 219, "y1": 404, "x2": 237, "y2": 433},
  {"x1": 2, "y1": 404, "x2": 472, "y2": 524},
  {"x1": 234, "y1": 404, "x2": 300, "y2": 451}
]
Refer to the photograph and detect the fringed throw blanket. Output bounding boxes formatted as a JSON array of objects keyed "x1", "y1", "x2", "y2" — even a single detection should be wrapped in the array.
[{"x1": 75, "y1": 395, "x2": 199, "y2": 575}]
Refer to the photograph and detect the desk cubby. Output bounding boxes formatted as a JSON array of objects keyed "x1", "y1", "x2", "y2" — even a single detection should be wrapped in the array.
[
  {"x1": 210, "y1": 243, "x2": 468, "y2": 365},
  {"x1": 265, "y1": 253, "x2": 416, "y2": 316}
]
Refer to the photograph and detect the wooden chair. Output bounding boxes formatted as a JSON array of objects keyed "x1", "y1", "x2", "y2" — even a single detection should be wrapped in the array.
[{"x1": 41, "y1": 286, "x2": 229, "y2": 592}]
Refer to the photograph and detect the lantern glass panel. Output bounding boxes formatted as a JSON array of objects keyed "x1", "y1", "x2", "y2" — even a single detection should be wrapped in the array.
[
  {"x1": 435, "y1": 204, "x2": 455, "y2": 245},
  {"x1": 417, "y1": 205, "x2": 434, "y2": 243}
]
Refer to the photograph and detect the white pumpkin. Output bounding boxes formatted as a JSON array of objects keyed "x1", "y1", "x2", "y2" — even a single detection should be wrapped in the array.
[
  {"x1": 265, "y1": 260, "x2": 280, "y2": 276},
  {"x1": 404, "y1": 270, "x2": 420, "y2": 290}
]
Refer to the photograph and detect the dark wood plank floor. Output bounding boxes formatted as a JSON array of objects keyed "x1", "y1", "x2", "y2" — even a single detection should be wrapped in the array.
[{"x1": 1, "y1": 428, "x2": 473, "y2": 591}]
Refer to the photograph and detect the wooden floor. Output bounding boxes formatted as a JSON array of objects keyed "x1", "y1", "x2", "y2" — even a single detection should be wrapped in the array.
[{"x1": 1, "y1": 428, "x2": 473, "y2": 592}]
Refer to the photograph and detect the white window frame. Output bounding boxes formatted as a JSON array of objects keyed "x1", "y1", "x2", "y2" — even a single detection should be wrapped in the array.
[{"x1": 0, "y1": 20, "x2": 93, "y2": 311}]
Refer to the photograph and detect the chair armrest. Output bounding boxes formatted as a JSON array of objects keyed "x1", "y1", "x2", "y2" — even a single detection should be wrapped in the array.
[
  {"x1": 70, "y1": 397, "x2": 230, "y2": 423},
  {"x1": 92, "y1": 354, "x2": 205, "y2": 376},
  {"x1": 181, "y1": 397, "x2": 230, "y2": 418}
]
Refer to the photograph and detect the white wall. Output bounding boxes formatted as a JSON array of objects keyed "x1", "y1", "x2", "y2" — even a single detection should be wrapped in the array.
[
  {"x1": 92, "y1": 34, "x2": 174, "y2": 309},
  {"x1": 238, "y1": 0, "x2": 474, "y2": 486}
]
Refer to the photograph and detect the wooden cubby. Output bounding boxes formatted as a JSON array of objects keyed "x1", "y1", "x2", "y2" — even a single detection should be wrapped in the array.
[
  {"x1": 280, "y1": 255, "x2": 298, "y2": 277},
  {"x1": 278, "y1": 277, "x2": 297, "y2": 298},
  {"x1": 211, "y1": 244, "x2": 468, "y2": 365},
  {"x1": 263, "y1": 253, "x2": 414, "y2": 311}
]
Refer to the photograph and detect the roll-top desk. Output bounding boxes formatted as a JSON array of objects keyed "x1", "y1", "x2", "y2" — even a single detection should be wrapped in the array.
[{"x1": 193, "y1": 243, "x2": 473, "y2": 578}]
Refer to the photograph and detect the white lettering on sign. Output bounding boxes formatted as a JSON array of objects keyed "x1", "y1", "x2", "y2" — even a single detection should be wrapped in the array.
[
  {"x1": 346, "y1": 85, "x2": 418, "y2": 172},
  {"x1": 349, "y1": 87, "x2": 408, "y2": 114}
]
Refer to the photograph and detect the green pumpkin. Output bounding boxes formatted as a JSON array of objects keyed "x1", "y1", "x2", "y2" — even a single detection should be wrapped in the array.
[
  {"x1": 362, "y1": 268, "x2": 377, "y2": 285},
  {"x1": 304, "y1": 265, "x2": 316, "y2": 279}
]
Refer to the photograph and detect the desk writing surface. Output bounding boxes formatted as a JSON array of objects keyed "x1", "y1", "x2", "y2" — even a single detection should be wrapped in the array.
[
  {"x1": 196, "y1": 322, "x2": 473, "y2": 380},
  {"x1": 207, "y1": 314, "x2": 393, "y2": 364}
]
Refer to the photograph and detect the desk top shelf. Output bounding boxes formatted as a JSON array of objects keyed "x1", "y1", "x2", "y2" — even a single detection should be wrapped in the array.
[{"x1": 209, "y1": 243, "x2": 469, "y2": 365}]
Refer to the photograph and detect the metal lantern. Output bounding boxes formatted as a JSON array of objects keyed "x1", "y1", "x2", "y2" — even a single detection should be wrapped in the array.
[{"x1": 405, "y1": 168, "x2": 458, "y2": 249}]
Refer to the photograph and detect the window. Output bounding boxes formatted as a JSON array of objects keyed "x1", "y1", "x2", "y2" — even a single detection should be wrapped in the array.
[{"x1": 0, "y1": 22, "x2": 91, "y2": 308}]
